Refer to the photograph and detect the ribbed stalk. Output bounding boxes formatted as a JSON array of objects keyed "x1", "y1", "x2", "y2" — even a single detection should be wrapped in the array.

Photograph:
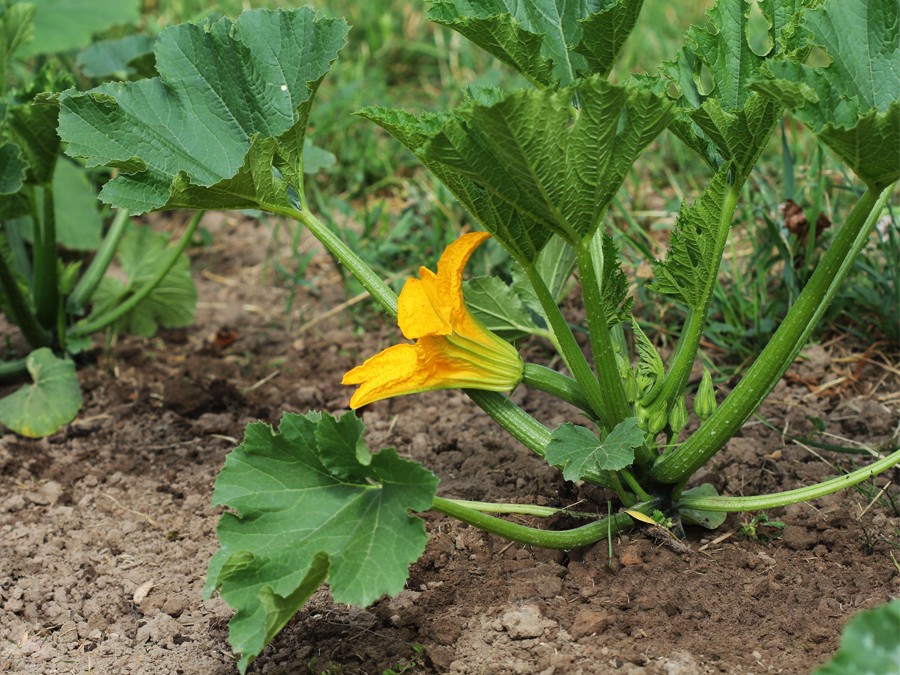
[
  {"x1": 68, "y1": 208, "x2": 131, "y2": 313},
  {"x1": 523, "y1": 363, "x2": 593, "y2": 415},
  {"x1": 272, "y1": 204, "x2": 398, "y2": 318},
  {"x1": 32, "y1": 186, "x2": 58, "y2": 331},
  {"x1": 651, "y1": 185, "x2": 891, "y2": 484},
  {"x1": 432, "y1": 496, "x2": 655, "y2": 549},
  {"x1": 521, "y1": 260, "x2": 612, "y2": 427},
  {"x1": 0, "y1": 250, "x2": 51, "y2": 348},
  {"x1": 678, "y1": 449, "x2": 900, "y2": 512}
]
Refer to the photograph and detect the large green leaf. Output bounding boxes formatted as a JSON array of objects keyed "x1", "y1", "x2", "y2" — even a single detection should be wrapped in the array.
[
  {"x1": 424, "y1": 76, "x2": 671, "y2": 246},
  {"x1": 89, "y1": 227, "x2": 196, "y2": 337},
  {"x1": 205, "y1": 411, "x2": 438, "y2": 674},
  {"x1": 815, "y1": 600, "x2": 900, "y2": 674},
  {"x1": 660, "y1": 0, "x2": 814, "y2": 175},
  {"x1": 545, "y1": 417, "x2": 643, "y2": 480},
  {"x1": 58, "y1": 9, "x2": 348, "y2": 215},
  {"x1": 751, "y1": 0, "x2": 900, "y2": 188},
  {"x1": 366, "y1": 76, "x2": 671, "y2": 262},
  {"x1": 0, "y1": 348, "x2": 82, "y2": 438},
  {"x1": 17, "y1": 0, "x2": 140, "y2": 58},
  {"x1": 429, "y1": 0, "x2": 644, "y2": 86}
]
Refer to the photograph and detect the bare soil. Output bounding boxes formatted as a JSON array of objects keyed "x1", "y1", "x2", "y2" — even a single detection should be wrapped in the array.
[{"x1": 1, "y1": 213, "x2": 898, "y2": 675}]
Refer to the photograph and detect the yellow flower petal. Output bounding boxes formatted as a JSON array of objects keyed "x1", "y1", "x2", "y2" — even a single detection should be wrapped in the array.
[
  {"x1": 397, "y1": 273, "x2": 449, "y2": 340},
  {"x1": 435, "y1": 231, "x2": 491, "y2": 318},
  {"x1": 343, "y1": 231, "x2": 522, "y2": 409},
  {"x1": 342, "y1": 343, "x2": 419, "y2": 409}
]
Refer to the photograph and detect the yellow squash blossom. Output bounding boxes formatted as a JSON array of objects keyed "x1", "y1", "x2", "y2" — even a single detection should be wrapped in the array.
[{"x1": 343, "y1": 232, "x2": 523, "y2": 408}]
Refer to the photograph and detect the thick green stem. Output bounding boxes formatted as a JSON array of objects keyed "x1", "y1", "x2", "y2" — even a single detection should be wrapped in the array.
[
  {"x1": 272, "y1": 204, "x2": 398, "y2": 317},
  {"x1": 69, "y1": 211, "x2": 203, "y2": 338},
  {"x1": 651, "y1": 185, "x2": 891, "y2": 484},
  {"x1": 521, "y1": 260, "x2": 611, "y2": 427},
  {"x1": 574, "y1": 238, "x2": 638, "y2": 447},
  {"x1": 464, "y1": 389, "x2": 550, "y2": 457},
  {"x1": 0, "y1": 249, "x2": 51, "y2": 348},
  {"x1": 68, "y1": 209, "x2": 131, "y2": 313},
  {"x1": 678, "y1": 449, "x2": 900, "y2": 512},
  {"x1": 620, "y1": 468, "x2": 653, "y2": 502},
  {"x1": 432, "y1": 496, "x2": 653, "y2": 549},
  {"x1": 523, "y1": 363, "x2": 593, "y2": 415},
  {"x1": 32, "y1": 186, "x2": 58, "y2": 331},
  {"x1": 643, "y1": 181, "x2": 742, "y2": 415}
]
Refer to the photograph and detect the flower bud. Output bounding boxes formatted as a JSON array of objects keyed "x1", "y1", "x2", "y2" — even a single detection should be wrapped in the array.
[
  {"x1": 647, "y1": 408, "x2": 668, "y2": 435},
  {"x1": 59, "y1": 261, "x2": 82, "y2": 295},
  {"x1": 693, "y1": 368, "x2": 717, "y2": 421},
  {"x1": 668, "y1": 393, "x2": 689, "y2": 434}
]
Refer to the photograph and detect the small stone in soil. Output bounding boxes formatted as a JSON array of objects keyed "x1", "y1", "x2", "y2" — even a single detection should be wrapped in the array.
[
  {"x1": 500, "y1": 604, "x2": 556, "y2": 639},
  {"x1": 619, "y1": 544, "x2": 643, "y2": 567},
  {"x1": 569, "y1": 608, "x2": 610, "y2": 638}
]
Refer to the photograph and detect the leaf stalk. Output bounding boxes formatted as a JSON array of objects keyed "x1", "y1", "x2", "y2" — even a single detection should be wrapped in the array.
[
  {"x1": 651, "y1": 184, "x2": 893, "y2": 484},
  {"x1": 677, "y1": 449, "x2": 900, "y2": 512},
  {"x1": 68, "y1": 211, "x2": 204, "y2": 338},
  {"x1": 432, "y1": 496, "x2": 655, "y2": 549},
  {"x1": 68, "y1": 208, "x2": 131, "y2": 313},
  {"x1": 521, "y1": 259, "x2": 613, "y2": 428}
]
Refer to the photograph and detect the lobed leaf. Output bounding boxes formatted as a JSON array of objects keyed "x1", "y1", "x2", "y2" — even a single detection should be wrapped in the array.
[
  {"x1": 751, "y1": 0, "x2": 900, "y2": 188},
  {"x1": 429, "y1": 0, "x2": 643, "y2": 87},
  {"x1": 546, "y1": 417, "x2": 643, "y2": 480},
  {"x1": 205, "y1": 411, "x2": 438, "y2": 673},
  {"x1": 59, "y1": 9, "x2": 348, "y2": 215},
  {"x1": 0, "y1": 348, "x2": 82, "y2": 438}
]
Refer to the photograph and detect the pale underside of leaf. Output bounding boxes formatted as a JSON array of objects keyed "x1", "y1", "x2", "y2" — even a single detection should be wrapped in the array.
[{"x1": 429, "y1": 0, "x2": 644, "y2": 85}]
